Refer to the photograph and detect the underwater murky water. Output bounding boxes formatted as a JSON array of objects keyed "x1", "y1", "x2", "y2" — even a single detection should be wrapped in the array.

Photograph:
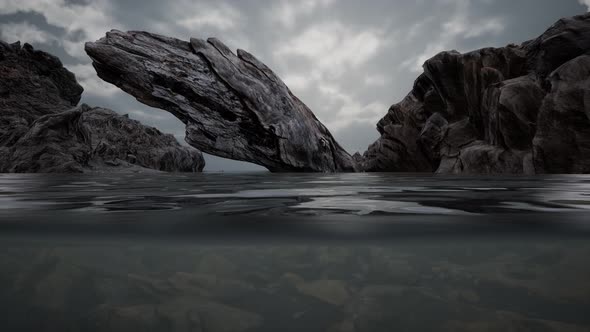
[{"x1": 1, "y1": 173, "x2": 589, "y2": 331}]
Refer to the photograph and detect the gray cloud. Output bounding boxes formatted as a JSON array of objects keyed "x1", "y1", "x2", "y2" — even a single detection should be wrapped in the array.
[{"x1": 0, "y1": 0, "x2": 587, "y2": 171}]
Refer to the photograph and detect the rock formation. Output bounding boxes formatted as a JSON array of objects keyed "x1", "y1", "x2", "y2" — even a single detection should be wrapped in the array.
[
  {"x1": 85, "y1": 31, "x2": 356, "y2": 172},
  {"x1": 0, "y1": 40, "x2": 204, "y2": 173},
  {"x1": 85, "y1": 14, "x2": 590, "y2": 174},
  {"x1": 360, "y1": 13, "x2": 590, "y2": 174}
]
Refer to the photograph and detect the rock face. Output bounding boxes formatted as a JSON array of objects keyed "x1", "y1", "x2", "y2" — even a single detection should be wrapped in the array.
[
  {"x1": 0, "y1": 41, "x2": 83, "y2": 147},
  {"x1": 85, "y1": 31, "x2": 355, "y2": 172},
  {"x1": 84, "y1": 107, "x2": 205, "y2": 172},
  {"x1": 0, "y1": 40, "x2": 204, "y2": 173},
  {"x1": 360, "y1": 13, "x2": 590, "y2": 174}
]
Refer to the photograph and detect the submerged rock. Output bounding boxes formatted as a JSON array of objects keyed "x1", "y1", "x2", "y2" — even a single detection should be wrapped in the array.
[
  {"x1": 360, "y1": 13, "x2": 590, "y2": 174},
  {"x1": 0, "y1": 40, "x2": 204, "y2": 173},
  {"x1": 85, "y1": 31, "x2": 355, "y2": 172},
  {"x1": 92, "y1": 298, "x2": 263, "y2": 332},
  {"x1": 281, "y1": 273, "x2": 350, "y2": 306}
]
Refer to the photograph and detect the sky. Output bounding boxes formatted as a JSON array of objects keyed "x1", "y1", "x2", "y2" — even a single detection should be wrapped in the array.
[{"x1": 1, "y1": 0, "x2": 588, "y2": 171}]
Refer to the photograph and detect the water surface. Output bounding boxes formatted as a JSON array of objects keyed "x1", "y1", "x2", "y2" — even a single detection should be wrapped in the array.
[{"x1": 1, "y1": 173, "x2": 589, "y2": 331}]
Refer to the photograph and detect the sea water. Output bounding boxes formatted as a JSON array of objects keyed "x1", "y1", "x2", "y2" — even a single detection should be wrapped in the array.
[{"x1": 0, "y1": 173, "x2": 589, "y2": 331}]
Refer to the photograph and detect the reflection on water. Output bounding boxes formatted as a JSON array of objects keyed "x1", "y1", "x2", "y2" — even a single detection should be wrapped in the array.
[{"x1": 1, "y1": 173, "x2": 590, "y2": 331}]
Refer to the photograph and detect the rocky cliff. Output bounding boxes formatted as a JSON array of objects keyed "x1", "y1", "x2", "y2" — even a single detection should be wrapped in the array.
[
  {"x1": 85, "y1": 14, "x2": 590, "y2": 174},
  {"x1": 85, "y1": 31, "x2": 356, "y2": 172},
  {"x1": 0, "y1": 40, "x2": 204, "y2": 173},
  {"x1": 360, "y1": 13, "x2": 590, "y2": 174}
]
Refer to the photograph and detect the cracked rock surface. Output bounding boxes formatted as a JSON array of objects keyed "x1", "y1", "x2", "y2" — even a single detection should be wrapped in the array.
[
  {"x1": 0, "y1": 40, "x2": 204, "y2": 173},
  {"x1": 360, "y1": 13, "x2": 590, "y2": 174},
  {"x1": 85, "y1": 31, "x2": 355, "y2": 172}
]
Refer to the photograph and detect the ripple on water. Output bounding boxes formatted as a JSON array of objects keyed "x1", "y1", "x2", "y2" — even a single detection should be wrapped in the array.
[{"x1": 294, "y1": 197, "x2": 475, "y2": 216}]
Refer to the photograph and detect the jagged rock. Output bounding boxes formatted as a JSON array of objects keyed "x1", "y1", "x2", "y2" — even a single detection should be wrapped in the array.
[
  {"x1": 85, "y1": 31, "x2": 355, "y2": 172},
  {"x1": 1, "y1": 105, "x2": 205, "y2": 173},
  {"x1": 0, "y1": 40, "x2": 204, "y2": 173},
  {"x1": 0, "y1": 40, "x2": 83, "y2": 147},
  {"x1": 83, "y1": 106, "x2": 204, "y2": 172},
  {"x1": 533, "y1": 55, "x2": 590, "y2": 173},
  {"x1": 2, "y1": 107, "x2": 92, "y2": 173},
  {"x1": 361, "y1": 13, "x2": 590, "y2": 174}
]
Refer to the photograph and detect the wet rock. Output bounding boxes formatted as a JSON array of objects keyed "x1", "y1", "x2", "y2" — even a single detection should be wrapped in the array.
[
  {"x1": 14, "y1": 251, "x2": 89, "y2": 311},
  {"x1": 168, "y1": 272, "x2": 256, "y2": 300},
  {"x1": 196, "y1": 254, "x2": 237, "y2": 277},
  {"x1": 92, "y1": 298, "x2": 262, "y2": 332},
  {"x1": 85, "y1": 30, "x2": 355, "y2": 172},
  {"x1": 297, "y1": 279, "x2": 350, "y2": 306},
  {"x1": 0, "y1": 40, "x2": 204, "y2": 173},
  {"x1": 280, "y1": 272, "x2": 305, "y2": 285},
  {"x1": 327, "y1": 319, "x2": 356, "y2": 332},
  {"x1": 92, "y1": 304, "x2": 164, "y2": 332},
  {"x1": 362, "y1": 13, "x2": 590, "y2": 174},
  {"x1": 446, "y1": 289, "x2": 480, "y2": 304},
  {"x1": 444, "y1": 312, "x2": 590, "y2": 332},
  {"x1": 281, "y1": 273, "x2": 350, "y2": 306},
  {"x1": 160, "y1": 298, "x2": 262, "y2": 332}
]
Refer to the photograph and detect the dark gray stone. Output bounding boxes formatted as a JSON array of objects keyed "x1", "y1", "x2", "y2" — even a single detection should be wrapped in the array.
[
  {"x1": 362, "y1": 13, "x2": 590, "y2": 174},
  {"x1": 85, "y1": 31, "x2": 355, "y2": 172},
  {"x1": 0, "y1": 40, "x2": 204, "y2": 173},
  {"x1": 533, "y1": 55, "x2": 590, "y2": 173}
]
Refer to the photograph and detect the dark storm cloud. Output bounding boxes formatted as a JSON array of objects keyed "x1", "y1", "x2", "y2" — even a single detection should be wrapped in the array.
[{"x1": 0, "y1": 0, "x2": 588, "y2": 171}]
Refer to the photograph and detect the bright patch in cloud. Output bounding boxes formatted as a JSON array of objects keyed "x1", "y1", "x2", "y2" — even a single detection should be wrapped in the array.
[
  {"x1": 364, "y1": 74, "x2": 390, "y2": 87},
  {"x1": 316, "y1": 84, "x2": 386, "y2": 131},
  {"x1": 269, "y1": 0, "x2": 337, "y2": 28},
  {"x1": 177, "y1": 3, "x2": 242, "y2": 31},
  {"x1": 0, "y1": 0, "x2": 118, "y2": 60},
  {"x1": 68, "y1": 64, "x2": 119, "y2": 98},
  {"x1": 275, "y1": 22, "x2": 383, "y2": 78},
  {"x1": 580, "y1": 0, "x2": 590, "y2": 11},
  {"x1": 283, "y1": 74, "x2": 311, "y2": 91},
  {"x1": 401, "y1": 0, "x2": 505, "y2": 73}
]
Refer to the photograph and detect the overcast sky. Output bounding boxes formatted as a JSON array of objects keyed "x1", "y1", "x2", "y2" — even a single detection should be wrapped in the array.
[{"x1": 1, "y1": 0, "x2": 588, "y2": 171}]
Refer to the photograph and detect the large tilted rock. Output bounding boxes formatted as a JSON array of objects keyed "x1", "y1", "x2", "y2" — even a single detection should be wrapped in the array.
[
  {"x1": 360, "y1": 13, "x2": 590, "y2": 174},
  {"x1": 85, "y1": 31, "x2": 356, "y2": 172},
  {"x1": 0, "y1": 40, "x2": 204, "y2": 173}
]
